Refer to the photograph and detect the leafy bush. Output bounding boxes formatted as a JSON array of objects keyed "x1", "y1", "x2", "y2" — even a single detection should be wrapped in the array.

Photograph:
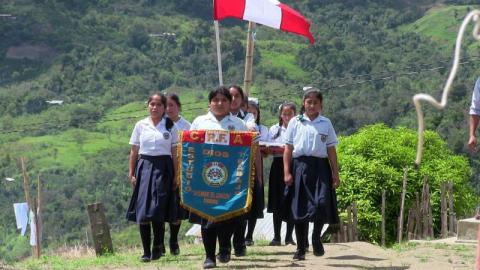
[{"x1": 336, "y1": 124, "x2": 476, "y2": 244}]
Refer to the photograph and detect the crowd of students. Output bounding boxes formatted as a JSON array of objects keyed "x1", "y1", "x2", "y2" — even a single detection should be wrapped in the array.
[{"x1": 125, "y1": 85, "x2": 340, "y2": 269}]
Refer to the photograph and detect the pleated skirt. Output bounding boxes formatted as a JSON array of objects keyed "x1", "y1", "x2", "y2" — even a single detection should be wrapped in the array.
[
  {"x1": 126, "y1": 155, "x2": 175, "y2": 223},
  {"x1": 289, "y1": 156, "x2": 340, "y2": 224}
]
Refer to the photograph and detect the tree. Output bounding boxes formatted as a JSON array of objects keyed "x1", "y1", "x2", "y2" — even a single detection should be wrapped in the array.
[{"x1": 336, "y1": 124, "x2": 476, "y2": 244}]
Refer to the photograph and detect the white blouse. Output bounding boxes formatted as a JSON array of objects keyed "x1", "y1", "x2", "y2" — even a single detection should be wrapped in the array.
[{"x1": 129, "y1": 117, "x2": 179, "y2": 156}]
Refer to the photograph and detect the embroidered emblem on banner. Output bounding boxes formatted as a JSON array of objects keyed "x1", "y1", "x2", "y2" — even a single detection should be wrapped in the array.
[
  {"x1": 203, "y1": 162, "x2": 228, "y2": 187},
  {"x1": 163, "y1": 132, "x2": 170, "y2": 140}
]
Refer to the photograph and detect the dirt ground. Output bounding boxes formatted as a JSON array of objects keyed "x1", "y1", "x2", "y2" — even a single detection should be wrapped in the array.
[{"x1": 203, "y1": 241, "x2": 478, "y2": 270}]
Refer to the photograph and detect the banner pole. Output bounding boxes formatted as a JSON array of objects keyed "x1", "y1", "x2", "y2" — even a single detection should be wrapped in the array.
[
  {"x1": 214, "y1": 20, "x2": 223, "y2": 86},
  {"x1": 243, "y1": 21, "x2": 255, "y2": 96}
]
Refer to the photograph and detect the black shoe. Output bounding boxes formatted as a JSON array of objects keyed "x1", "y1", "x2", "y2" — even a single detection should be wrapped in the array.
[
  {"x1": 216, "y1": 253, "x2": 231, "y2": 263},
  {"x1": 293, "y1": 250, "x2": 305, "y2": 260},
  {"x1": 234, "y1": 247, "x2": 246, "y2": 257},
  {"x1": 245, "y1": 238, "x2": 254, "y2": 246},
  {"x1": 151, "y1": 246, "x2": 164, "y2": 260},
  {"x1": 170, "y1": 242, "x2": 180, "y2": 255},
  {"x1": 141, "y1": 254, "x2": 151, "y2": 262},
  {"x1": 269, "y1": 239, "x2": 281, "y2": 246},
  {"x1": 285, "y1": 238, "x2": 296, "y2": 245},
  {"x1": 313, "y1": 241, "x2": 325, "y2": 256},
  {"x1": 203, "y1": 258, "x2": 216, "y2": 269}
]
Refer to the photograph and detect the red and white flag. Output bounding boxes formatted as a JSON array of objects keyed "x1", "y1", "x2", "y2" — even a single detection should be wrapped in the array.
[{"x1": 214, "y1": 0, "x2": 315, "y2": 44}]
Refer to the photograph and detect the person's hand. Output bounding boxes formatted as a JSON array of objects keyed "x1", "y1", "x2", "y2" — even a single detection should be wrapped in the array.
[
  {"x1": 468, "y1": 135, "x2": 477, "y2": 153},
  {"x1": 284, "y1": 173, "x2": 293, "y2": 186},
  {"x1": 129, "y1": 175, "x2": 137, "y2": 187},
  {"x1": 172, "y1": 174, "x2": 179, "y2": 191},
  {"x1": 332, "y1": 174, "x2": 340, "y2": 189}
]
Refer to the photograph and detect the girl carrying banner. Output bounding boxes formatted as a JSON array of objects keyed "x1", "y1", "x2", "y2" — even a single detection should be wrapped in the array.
[
  {"x1": 188, "y1": 86, "x2": 262, "y2": 269},
  {"x1": 283, "y1": 87, "x2": 340, "y2": 260},
  {"x1": 126, "y1": 93, "x2": 179, "y2": 262}
]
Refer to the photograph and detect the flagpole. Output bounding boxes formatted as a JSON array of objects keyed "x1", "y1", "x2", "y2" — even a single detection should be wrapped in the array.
[
  {"x1": 243, "y1": 21, "x2": 255, "y2": 96},
  {"x1": 214, "y1": 20, "x2": 224, "y2": 86}
]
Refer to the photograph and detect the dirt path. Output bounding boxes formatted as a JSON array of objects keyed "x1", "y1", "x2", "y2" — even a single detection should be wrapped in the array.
[{"x1": 196, "y1": 241, "x2": 476, "y2": 270}]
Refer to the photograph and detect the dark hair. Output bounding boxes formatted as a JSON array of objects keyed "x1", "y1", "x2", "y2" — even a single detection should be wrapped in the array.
[
  {"x1": 228, "y1": 85, "x2": 245, "y2": 102},
  {"x1": 148, "y1": 93, "x2": 174, "y2": 131},
  {"x1": 273, "y1": 102, "x2": 296, "y2": 140},
  {"x1": 248, "y1": 100, "x2": 260, "y2": 125},
  {"x1": 300, "y1": 87, "x2": 323, "y2": 115},
  {"x1": 208, "y1": 86, "x2": 232, "y2": 103},
  {"x1": 166, "y1": 92, "x2": 181, "y2": 109}
]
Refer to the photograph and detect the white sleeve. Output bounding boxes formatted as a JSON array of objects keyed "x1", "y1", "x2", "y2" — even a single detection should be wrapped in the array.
[
  {"x1": 244, "y1": 113, "x2": 257, "y2": 130},
  {"x1": 170, "y1": 125, "x2": 179, "y2": 145},
  {"x1": 326, "y1": 121, "x2": 338, "y2": 147},
  {"x1": 470, "y1": 78, "x2": 480, "y2": 115},
  {"x1": 190, "y1": 117, "x2": 199, "y2": 130},
  {"x1": 129, "y1": 122, "x2": 141, "y2": 146}
]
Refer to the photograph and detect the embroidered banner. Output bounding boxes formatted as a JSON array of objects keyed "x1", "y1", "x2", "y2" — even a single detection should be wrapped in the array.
[{"x1": 178, "y1": 130, "x2": 256, "y2": 222}]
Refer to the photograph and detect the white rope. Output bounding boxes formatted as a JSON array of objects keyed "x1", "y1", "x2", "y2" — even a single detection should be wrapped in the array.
[{"x1": 413, "y1": 10, "x2": 480, "y2": 165}]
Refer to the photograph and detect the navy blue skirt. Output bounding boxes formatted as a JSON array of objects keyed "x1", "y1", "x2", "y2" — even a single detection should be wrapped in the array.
[
  {"x1": 289, "y1": 156, "x2": 339, "y2": 224},
  {"x1": 267, "y1": 157, "x2": 285, "y2": 213},
  {"x1": 126, "y1": 155, "x2": 174, "y2": 223}
]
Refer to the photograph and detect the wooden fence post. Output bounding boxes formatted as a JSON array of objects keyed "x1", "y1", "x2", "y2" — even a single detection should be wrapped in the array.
[
  {"x1": 398, "y1": 168, "x2": 408, "y2": 243},
  {"x1": 381, "y1": 190, "x2": 386, "y2": 247},
  {"x1": 87, "y1": 203, "x2": 113, "y2": 256},
  {"x1": 352, "y1": 202, "x2": 358, "y2": 241},
  {"x1": 441, "y1": 182, "x2": 448, "y2": 238}
]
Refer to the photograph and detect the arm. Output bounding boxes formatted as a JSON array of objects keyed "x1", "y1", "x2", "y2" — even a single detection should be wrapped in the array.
[
  {"x1": 128, "y1": 145, "x2": 140, "y2": 187},
  {"x1": 172, "y1": 145, "x2": 179, "y2": 190},
  {"x1": 327, "y1": 146, "x2": 340, "y2": 189},
  {"x1": 283, "y1": 144, "x2": 293, "y2": 186},
  {"x1": 469, "y1": 115, "x2": 480, "y2": 153}
]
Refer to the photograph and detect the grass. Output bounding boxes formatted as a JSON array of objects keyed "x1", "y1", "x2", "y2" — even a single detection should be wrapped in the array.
[{"x1": 399, "y1": 5, "x2": 478, "y2": 48}]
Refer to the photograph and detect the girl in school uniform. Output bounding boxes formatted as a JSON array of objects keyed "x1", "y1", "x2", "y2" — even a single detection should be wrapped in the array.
[
  {"x1": 283, "y1": 88, "x2": 340, "y2": 260},
  {"x1": 267, "y1": 102, "x2": 297, "y2": 246},
  {"x1": 244, "y1": 98, "x2": 268, "y2": 246},
  {"x1": 165, "y1": 93, "x2": 191, "y2": 255},
  {"x1": 126, "y1": 93, "x2": 179, "y2": 262},
  {"x1": 189, "y1": 86, "x2": 263, "y2": 268},
  {"x1": 228, "y1": 85, "x2": 255, "y2": 256}
]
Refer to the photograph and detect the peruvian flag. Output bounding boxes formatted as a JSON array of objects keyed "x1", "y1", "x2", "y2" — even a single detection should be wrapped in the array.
[{"x1": 214, "y1": 0, "x2": 315, "y2": 44}]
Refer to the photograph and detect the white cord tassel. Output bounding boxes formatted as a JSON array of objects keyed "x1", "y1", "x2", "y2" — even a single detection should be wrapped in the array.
[{"x1": 414, "y1": 10, "x2": 480, "y2": 165}]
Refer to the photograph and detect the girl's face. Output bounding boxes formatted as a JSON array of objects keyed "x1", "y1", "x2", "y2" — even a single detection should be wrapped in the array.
[
  {"x1": 303, "y1": 94, "x2": 322, "y2": 118},
  {"x1": 247, "y1": 106, "x2": 258, "y2": 122},
  {"x1": 166, "y1": 98, "x2": 180, "y2": 119},
  {"x1": 280, "y1": 106, "x2": 295, "y2": 127},
  {"x1": 148, "y1": 95, "x2": 165, "y2": 119},
  {"x1": 209, "y1": 93, "x2": 231, "y2": 118},
  {"x1": 229, "y1": 87, "x2": 243, "y2": 112}
]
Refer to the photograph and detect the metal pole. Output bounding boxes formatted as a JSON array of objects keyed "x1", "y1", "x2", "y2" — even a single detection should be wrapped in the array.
[
  {"x1": 243, "y1": 22, "x2": 255, "y2": 96},
  {"x1": 214, "y1": 20, "x2": 223, "y2": 86}
]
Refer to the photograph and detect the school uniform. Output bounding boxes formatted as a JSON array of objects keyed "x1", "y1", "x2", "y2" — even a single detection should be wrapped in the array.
[
  {"x1": 126, "y1": 117, "x2": 178, "y2": 223},
  {"x1": 244, "y1": 124, "x2": 267, "y2": 244},
  {"x1": 266, "y1": 124, "x2": 295, "y2": 244},
  {"x1": 231, "y1": 110, "x2": 256, "y2": 130},
  {"x1": 189, "y1": 111, "x2": 248, "y2": 262},
  {"x1": 125, "y1": 116, "x2": 178, "y2": 260},
  {"x1": 174, "y1": 116, "x2": 192, "y2": 131},
  {"x1": 284, "y1": 113, "x2": 340, "y2": 255},
  {"x1": 170, "y1": 116, "x2": 191, "y2": 222},
  {"x1": 229, "y1": 111, "x2": 261, "y2": 254}
]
